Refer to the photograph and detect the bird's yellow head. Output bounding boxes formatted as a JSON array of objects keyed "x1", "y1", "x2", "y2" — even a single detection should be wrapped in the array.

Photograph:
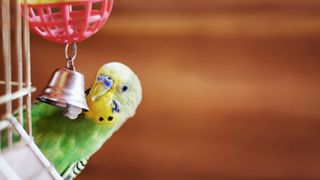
[{"x1": 85, "y1": 62, "x2": 142, "y2": 131}]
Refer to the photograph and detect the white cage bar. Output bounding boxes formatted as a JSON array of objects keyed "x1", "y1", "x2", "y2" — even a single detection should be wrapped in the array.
[{"x1": 0, "y1": 0, "x2": 61, "y2": 179}]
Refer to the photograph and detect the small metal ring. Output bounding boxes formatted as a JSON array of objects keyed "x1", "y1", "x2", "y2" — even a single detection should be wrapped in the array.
[
  {"x1": 65, "y1": 43, "x2": 77, "y2": 70},
  {"x1": 65, "y1": 43, "x2": 77, "y2": 62}
]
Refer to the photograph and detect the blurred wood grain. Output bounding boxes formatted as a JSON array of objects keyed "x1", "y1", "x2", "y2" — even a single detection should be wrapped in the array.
[{"x1": 1, "y1": 0, "x2": 320, "y2": 179}]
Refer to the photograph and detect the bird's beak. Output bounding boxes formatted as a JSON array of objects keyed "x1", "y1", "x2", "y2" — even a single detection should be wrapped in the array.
[{"x1": 91, "y1": 82, "x2": 111, "y2": 101}]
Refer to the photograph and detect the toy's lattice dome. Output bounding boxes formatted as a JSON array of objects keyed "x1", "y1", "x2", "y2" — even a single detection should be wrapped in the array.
[{"x1": 24, "y1": 0, "x2": 113, "y2": 43}]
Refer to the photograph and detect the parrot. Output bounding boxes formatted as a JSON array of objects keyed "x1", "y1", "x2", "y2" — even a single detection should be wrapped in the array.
[{"x1": 4, "y1": 62, "x2": 142, "y2": 179}]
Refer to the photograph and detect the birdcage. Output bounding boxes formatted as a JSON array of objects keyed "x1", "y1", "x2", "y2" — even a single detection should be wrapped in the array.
[{"x1": 0, "y1": 0, "x2": 62, "y2": 179}]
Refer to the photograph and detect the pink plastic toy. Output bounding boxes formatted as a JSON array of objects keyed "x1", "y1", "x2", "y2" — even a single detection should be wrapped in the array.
[{"x1": 22, "y1": 0, "x2": 113, "y2": 44}]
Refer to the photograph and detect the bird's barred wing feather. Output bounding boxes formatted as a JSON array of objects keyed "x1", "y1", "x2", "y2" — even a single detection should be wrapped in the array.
[{"x1": 61, "y1": 157, "x2": 89, "y2": 180}]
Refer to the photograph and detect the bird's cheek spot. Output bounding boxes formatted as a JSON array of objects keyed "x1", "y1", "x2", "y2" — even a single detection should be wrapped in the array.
[{"x1": 99, "y1": 117, "x2": 104, "y2": 121}]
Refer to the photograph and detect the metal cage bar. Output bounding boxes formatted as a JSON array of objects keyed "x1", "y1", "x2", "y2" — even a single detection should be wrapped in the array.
[
  {"x1": 2, "y1": 0, "x2": 13, "y2": 148},
  {"x1": 23, "y1": 0, "x2": 33, "y2": 136},
  {"x1": 16, "y1": 0, "x2": 24, "y2": 127}
]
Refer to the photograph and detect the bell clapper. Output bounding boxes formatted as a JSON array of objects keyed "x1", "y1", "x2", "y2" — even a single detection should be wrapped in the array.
[{"x1": 63, "y1": 105, "x2": 83, "y2": 120}]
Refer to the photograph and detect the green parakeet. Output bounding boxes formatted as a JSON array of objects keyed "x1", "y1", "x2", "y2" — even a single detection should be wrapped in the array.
[{"x1": 8, "y1": 62, "x2": 142, "y2": 179}]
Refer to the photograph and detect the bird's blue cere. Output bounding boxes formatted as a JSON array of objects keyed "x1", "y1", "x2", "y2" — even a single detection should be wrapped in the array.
[{"x1": 97, "y1": 74, "x2": 113, "y2": 88}]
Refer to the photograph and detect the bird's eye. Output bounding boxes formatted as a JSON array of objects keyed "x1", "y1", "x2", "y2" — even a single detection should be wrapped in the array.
[{"x1": 120, "y1": 85, "x2": 128, "y2": 92}]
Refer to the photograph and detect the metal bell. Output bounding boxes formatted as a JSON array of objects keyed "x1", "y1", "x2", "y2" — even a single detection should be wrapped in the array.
[
  {"x1": 37, "y1": 68, "x2": 89, "y2": 110},
  {"x1": 38, "y1": 43, "x2": 89, "y2": 111}
]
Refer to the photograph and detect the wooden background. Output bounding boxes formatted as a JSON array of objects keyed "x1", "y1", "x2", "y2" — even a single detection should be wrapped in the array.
[{"x1": 2, "y1": 0, "x2": 320, "y2": 179}]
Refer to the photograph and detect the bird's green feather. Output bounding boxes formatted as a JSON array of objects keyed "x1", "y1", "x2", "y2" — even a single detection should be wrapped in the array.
[
  {"x1": 31, "y1": 102, "x2": 114, "y2": 173},
  {"x1": 1, "y1": 102, "x2": 115, "y2": 174}
]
